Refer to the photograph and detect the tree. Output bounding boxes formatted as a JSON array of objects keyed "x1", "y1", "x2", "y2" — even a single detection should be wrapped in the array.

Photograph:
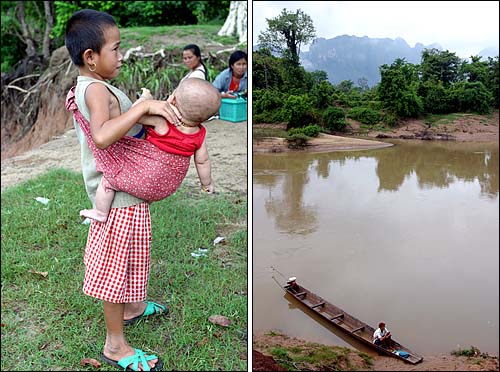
[
  {"x1": 485, "y1": 56, "x2": 499, "y2": 107},
  {"x1": 2, "y1": 1, "x2": 54, "y2": 62},
  {"x1": 252, "y1": 48, "x2": 284, "y2": 90},
  {"x1": 217, "y1": 0, "x2": 247, "y2": 44},
  {"x1": 378, "y1": 58, "x2": 423, "y2": 117},
  {"x1": 420, "y1": 48, "x2": 462, "y2": 86},
  {"x1": 310, "y1": 80, "x2": 336, "y2": 109},
  {"x1": 257, "y1": 8, "x2": 315, "y2": 67}
]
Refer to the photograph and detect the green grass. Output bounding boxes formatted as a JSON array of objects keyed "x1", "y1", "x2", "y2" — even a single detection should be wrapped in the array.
[
  {"x1": 1, "y1": 169, "x2": 247, "y2": 371},
  {"x1": 424, "y1": 112, "x2": 465, "y2": 127},
  {"x1": 359, "y1": 123, "x2": 391, "y2": 132},
  {"x1": 252, "y1": 126, "x2": 288, "y2": 140},
  {"x1": 451, "y1": 346, "x2": 483, "y2": 357},
  {"x1": 119, "y1": 24, "x2": 240, "y2": 52},
  {"x1": 266, "y1": 337, "x2": 374, "y2": 371}
]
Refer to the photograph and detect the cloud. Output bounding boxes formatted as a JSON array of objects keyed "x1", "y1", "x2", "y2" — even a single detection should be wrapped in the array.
[{"x1": 253, "y1": 1, "x2": 499, "y2": 58}]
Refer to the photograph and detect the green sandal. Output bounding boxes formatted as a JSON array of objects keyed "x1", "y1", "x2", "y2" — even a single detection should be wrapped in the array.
[
  {"x1": 101, "y1": 348, "x2": 163, "y2": 371},
  {"x1": 124, "y1": 301, "x2": 169, "y2": 326}
]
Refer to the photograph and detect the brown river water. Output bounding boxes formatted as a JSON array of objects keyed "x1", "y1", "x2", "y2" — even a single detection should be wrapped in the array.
[{"x1": 252, "y1": 140, "x2": 499, "y2": 355}]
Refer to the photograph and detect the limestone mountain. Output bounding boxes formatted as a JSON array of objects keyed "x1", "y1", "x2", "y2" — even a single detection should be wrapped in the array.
[{"x1": 300, "y1": 35, "x2": 442, "y2": 87}]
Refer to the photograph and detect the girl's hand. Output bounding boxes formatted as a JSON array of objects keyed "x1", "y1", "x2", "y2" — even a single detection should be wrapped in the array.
[{"x1": 144, "y1": 100, "x2": 182, "y2": 126}]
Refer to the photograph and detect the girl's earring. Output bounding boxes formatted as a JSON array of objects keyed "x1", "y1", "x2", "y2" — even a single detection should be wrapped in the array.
[{"x1": 89, "y1": 62, "x2": 97, "y2": 72}]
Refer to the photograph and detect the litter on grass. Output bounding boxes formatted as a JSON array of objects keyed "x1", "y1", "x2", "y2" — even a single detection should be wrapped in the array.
[
  {"x1": 208, "y1": 314, "x2": 231, "y2": 327},
  {"x1": 213, "y1": 236, "x2": 226, "y2": 245},
  {"x1": 191, "y1": 247, "x2": 209, "y2": 257},
  {"x1": 34, "y1": 197, "x2": 50, "y2": 205}
]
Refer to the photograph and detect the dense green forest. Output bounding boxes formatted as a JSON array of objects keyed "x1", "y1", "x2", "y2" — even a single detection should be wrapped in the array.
[
  {"x1": 253, "y1": 9, "x2": 499, "y2": 137},
  {"x1": 1, "y1": 1, "x2": 230, "y2": 73}
]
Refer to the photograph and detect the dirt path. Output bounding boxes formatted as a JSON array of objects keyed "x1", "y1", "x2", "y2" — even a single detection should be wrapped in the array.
[{"x1": 1, "y1": 119, "x2": 247, "y2": 193}]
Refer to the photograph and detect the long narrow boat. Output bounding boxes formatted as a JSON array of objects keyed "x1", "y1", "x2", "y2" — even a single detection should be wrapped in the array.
[{"x1": 283, "y1": 278, "x2": 423, "y2": 364}]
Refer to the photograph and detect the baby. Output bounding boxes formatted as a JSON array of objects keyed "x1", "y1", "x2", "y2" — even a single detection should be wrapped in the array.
[{"x1": 69, "y1": 78, "x2": 221, "y2": 222}]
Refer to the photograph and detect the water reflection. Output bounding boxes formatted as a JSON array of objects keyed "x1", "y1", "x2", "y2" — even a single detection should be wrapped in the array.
[
  {"x1": 254, "y1": 141, "x2": 498, "y2": 237},
  {"x1": 263, "y1": 160, "x2": 318, "y2": 235},
  {"x1": 374, "y1": 141, "x2": 498, "y2": 195}
]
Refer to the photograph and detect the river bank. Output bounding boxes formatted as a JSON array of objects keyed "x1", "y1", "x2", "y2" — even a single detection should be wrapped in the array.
[
  {"x1": 253, "y1": 111, "x2": 499, "y2": 153},
  {"x1": 253, "y1": 332, "x2": 499, "y2": 371}
]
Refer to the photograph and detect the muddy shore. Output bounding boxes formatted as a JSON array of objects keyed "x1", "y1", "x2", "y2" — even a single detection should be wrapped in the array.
[
  {"x1": 253, "y1": 332, "x2": 499, "y2": 371},
  {"x1": 253, "y1": 111, "x2": 499, "y2": 154}
]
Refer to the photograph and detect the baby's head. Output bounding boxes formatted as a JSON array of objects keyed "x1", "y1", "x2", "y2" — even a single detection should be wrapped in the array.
[
  {"x1": 65, "y1": 9, "x2": 117, "y2": 67},
  {"x1": 173, "y1": 78, "x2": 222, "y2": 126}
]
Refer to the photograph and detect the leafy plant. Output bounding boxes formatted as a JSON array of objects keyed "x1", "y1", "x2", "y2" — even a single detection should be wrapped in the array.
[
  {"x1": 451, "y1": 346, "x2": 483, "y2": 357},
  {"x1": 347, "y1": 107, "x2": 381, "y2": 125},
  {"x1": 286, "y1": 132, "x2": 310, "y2": 148},
  {"x1": 288, "y1": 124, "x2": 321, "y2": 138},
  {"x1": 323, "y1": 106, "x2": 347, "y2": 131},
  {"x1": 281, "y1": 94, "x2": 314, "y2": 129}
]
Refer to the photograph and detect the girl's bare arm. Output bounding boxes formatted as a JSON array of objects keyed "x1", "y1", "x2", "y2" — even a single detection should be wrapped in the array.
[{"x1": 85, "y1": 83, "x2": 179, "y2": 148}]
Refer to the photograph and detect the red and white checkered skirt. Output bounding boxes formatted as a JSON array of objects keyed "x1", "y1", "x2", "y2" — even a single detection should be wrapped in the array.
[{"x1": 82, "y1": 203, "x2": 151, "y2": 303}]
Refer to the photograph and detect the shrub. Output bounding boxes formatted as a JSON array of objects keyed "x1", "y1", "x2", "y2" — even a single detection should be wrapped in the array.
[
  {"x1": 348, "y1": 107, "x2": 381, "y2": 125},
  {"x1": 451, "y1": 346, "x2": 483, "y2": 357},
  {"x1": 451, "y1": 81, "x2": 493, "y2": 114},
  {"x1": 419, "y1": 80, "x2": 454, "y2": 114},
  {"x1": 253, "y1": 88, "x2": 284, "y2": 115},
  {"x1": 286, "y1": 132, "x2": 310, "y2": 149},
  {"x1": 287, "y1": 124, "x2": 321, "y2": 138},
  {"x1": 323, "y1": 107, "x2": 347, "y2": 131},
  {"x1": 302, "y1": 124, "x2": 321, "y2": 137},
  {"x1": 380, "y1": 111, "x2": 399, "y2": 127},
  {"x1": 310, "y1": 80, "x2": 336, "y2": 109},
  {"x1": 281, "y1": 94, "x2": 314, "y2": 129}
]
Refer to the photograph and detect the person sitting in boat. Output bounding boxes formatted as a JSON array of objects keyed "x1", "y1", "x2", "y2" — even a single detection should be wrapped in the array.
[
  {"x1": 287, "y1": 277, "x2": 299, "y2": 292},
  {"x1": 373, "y1": 322, "x2": 393, "y2": 349}
]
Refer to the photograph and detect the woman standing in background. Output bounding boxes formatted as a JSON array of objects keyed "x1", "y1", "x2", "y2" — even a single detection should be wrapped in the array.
[{"x1": 181, "y1": 44, "x2": 207, "y2": 81}]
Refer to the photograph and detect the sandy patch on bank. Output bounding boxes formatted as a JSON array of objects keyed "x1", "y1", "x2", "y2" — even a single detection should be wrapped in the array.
[{"x1": 253, "y1": 132, "x2": 393, "y2": 153}]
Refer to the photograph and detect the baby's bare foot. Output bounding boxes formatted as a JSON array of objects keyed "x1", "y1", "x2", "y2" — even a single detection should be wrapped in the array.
[{"x1": 80, "y1": 209, "x2": 108, "y2": 223}]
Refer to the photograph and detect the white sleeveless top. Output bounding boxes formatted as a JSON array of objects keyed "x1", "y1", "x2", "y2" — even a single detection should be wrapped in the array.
[{"x1": 73, "y1": 75, "x2": 145, "y2": 208}]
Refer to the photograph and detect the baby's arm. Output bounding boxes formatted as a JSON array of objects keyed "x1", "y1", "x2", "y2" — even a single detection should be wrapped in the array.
[
  {"x1": 194, "y1": 140, "x2": 214, "y2": 193},
  {"x1": 85, "y1": 83, "x2": 178, "y2": 148},
  {"x1": 133, "y1": 88, "x2": 174, "y2": 134}
]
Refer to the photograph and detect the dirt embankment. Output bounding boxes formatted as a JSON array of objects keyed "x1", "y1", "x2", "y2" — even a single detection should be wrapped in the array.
[
  {"x1": 253, "y1": 111, "x2": 499, "y2": 154},
  {"x1": 253, "y1": 333, "x2": 499, "y2": 371},
  {"x1": 1, "y1": 118, "x2": 247, "y2": 193}
]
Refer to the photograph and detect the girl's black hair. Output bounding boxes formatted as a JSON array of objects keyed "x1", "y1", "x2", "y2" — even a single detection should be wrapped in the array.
[
  {"x1": 228, "y1": 50, "x2": 248, "y2": 70},
  {"x1": 65, "y1": 9, "x2": 117, "y2": 66},
  {"x1": 183, "y1": 44, "x2": 208, "y2": 80}
]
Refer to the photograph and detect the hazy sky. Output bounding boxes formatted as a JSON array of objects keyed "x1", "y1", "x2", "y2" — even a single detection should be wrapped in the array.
[{"x1": 252, "y1": 1, "x2": 500, "y2": 58}]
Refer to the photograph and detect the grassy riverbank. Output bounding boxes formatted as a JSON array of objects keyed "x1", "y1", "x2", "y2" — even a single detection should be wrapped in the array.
[
  {"x1": 1, "y1": 169, "x2": 247, "y2": 371},
  {"x1": 253, "y1": 332, "x2": 499, "y2": 371}
]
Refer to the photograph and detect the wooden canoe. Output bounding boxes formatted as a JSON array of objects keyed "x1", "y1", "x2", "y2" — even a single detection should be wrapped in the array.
[{"x1": 284, "y1": 280, "x2": 424, "y2": 364}]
